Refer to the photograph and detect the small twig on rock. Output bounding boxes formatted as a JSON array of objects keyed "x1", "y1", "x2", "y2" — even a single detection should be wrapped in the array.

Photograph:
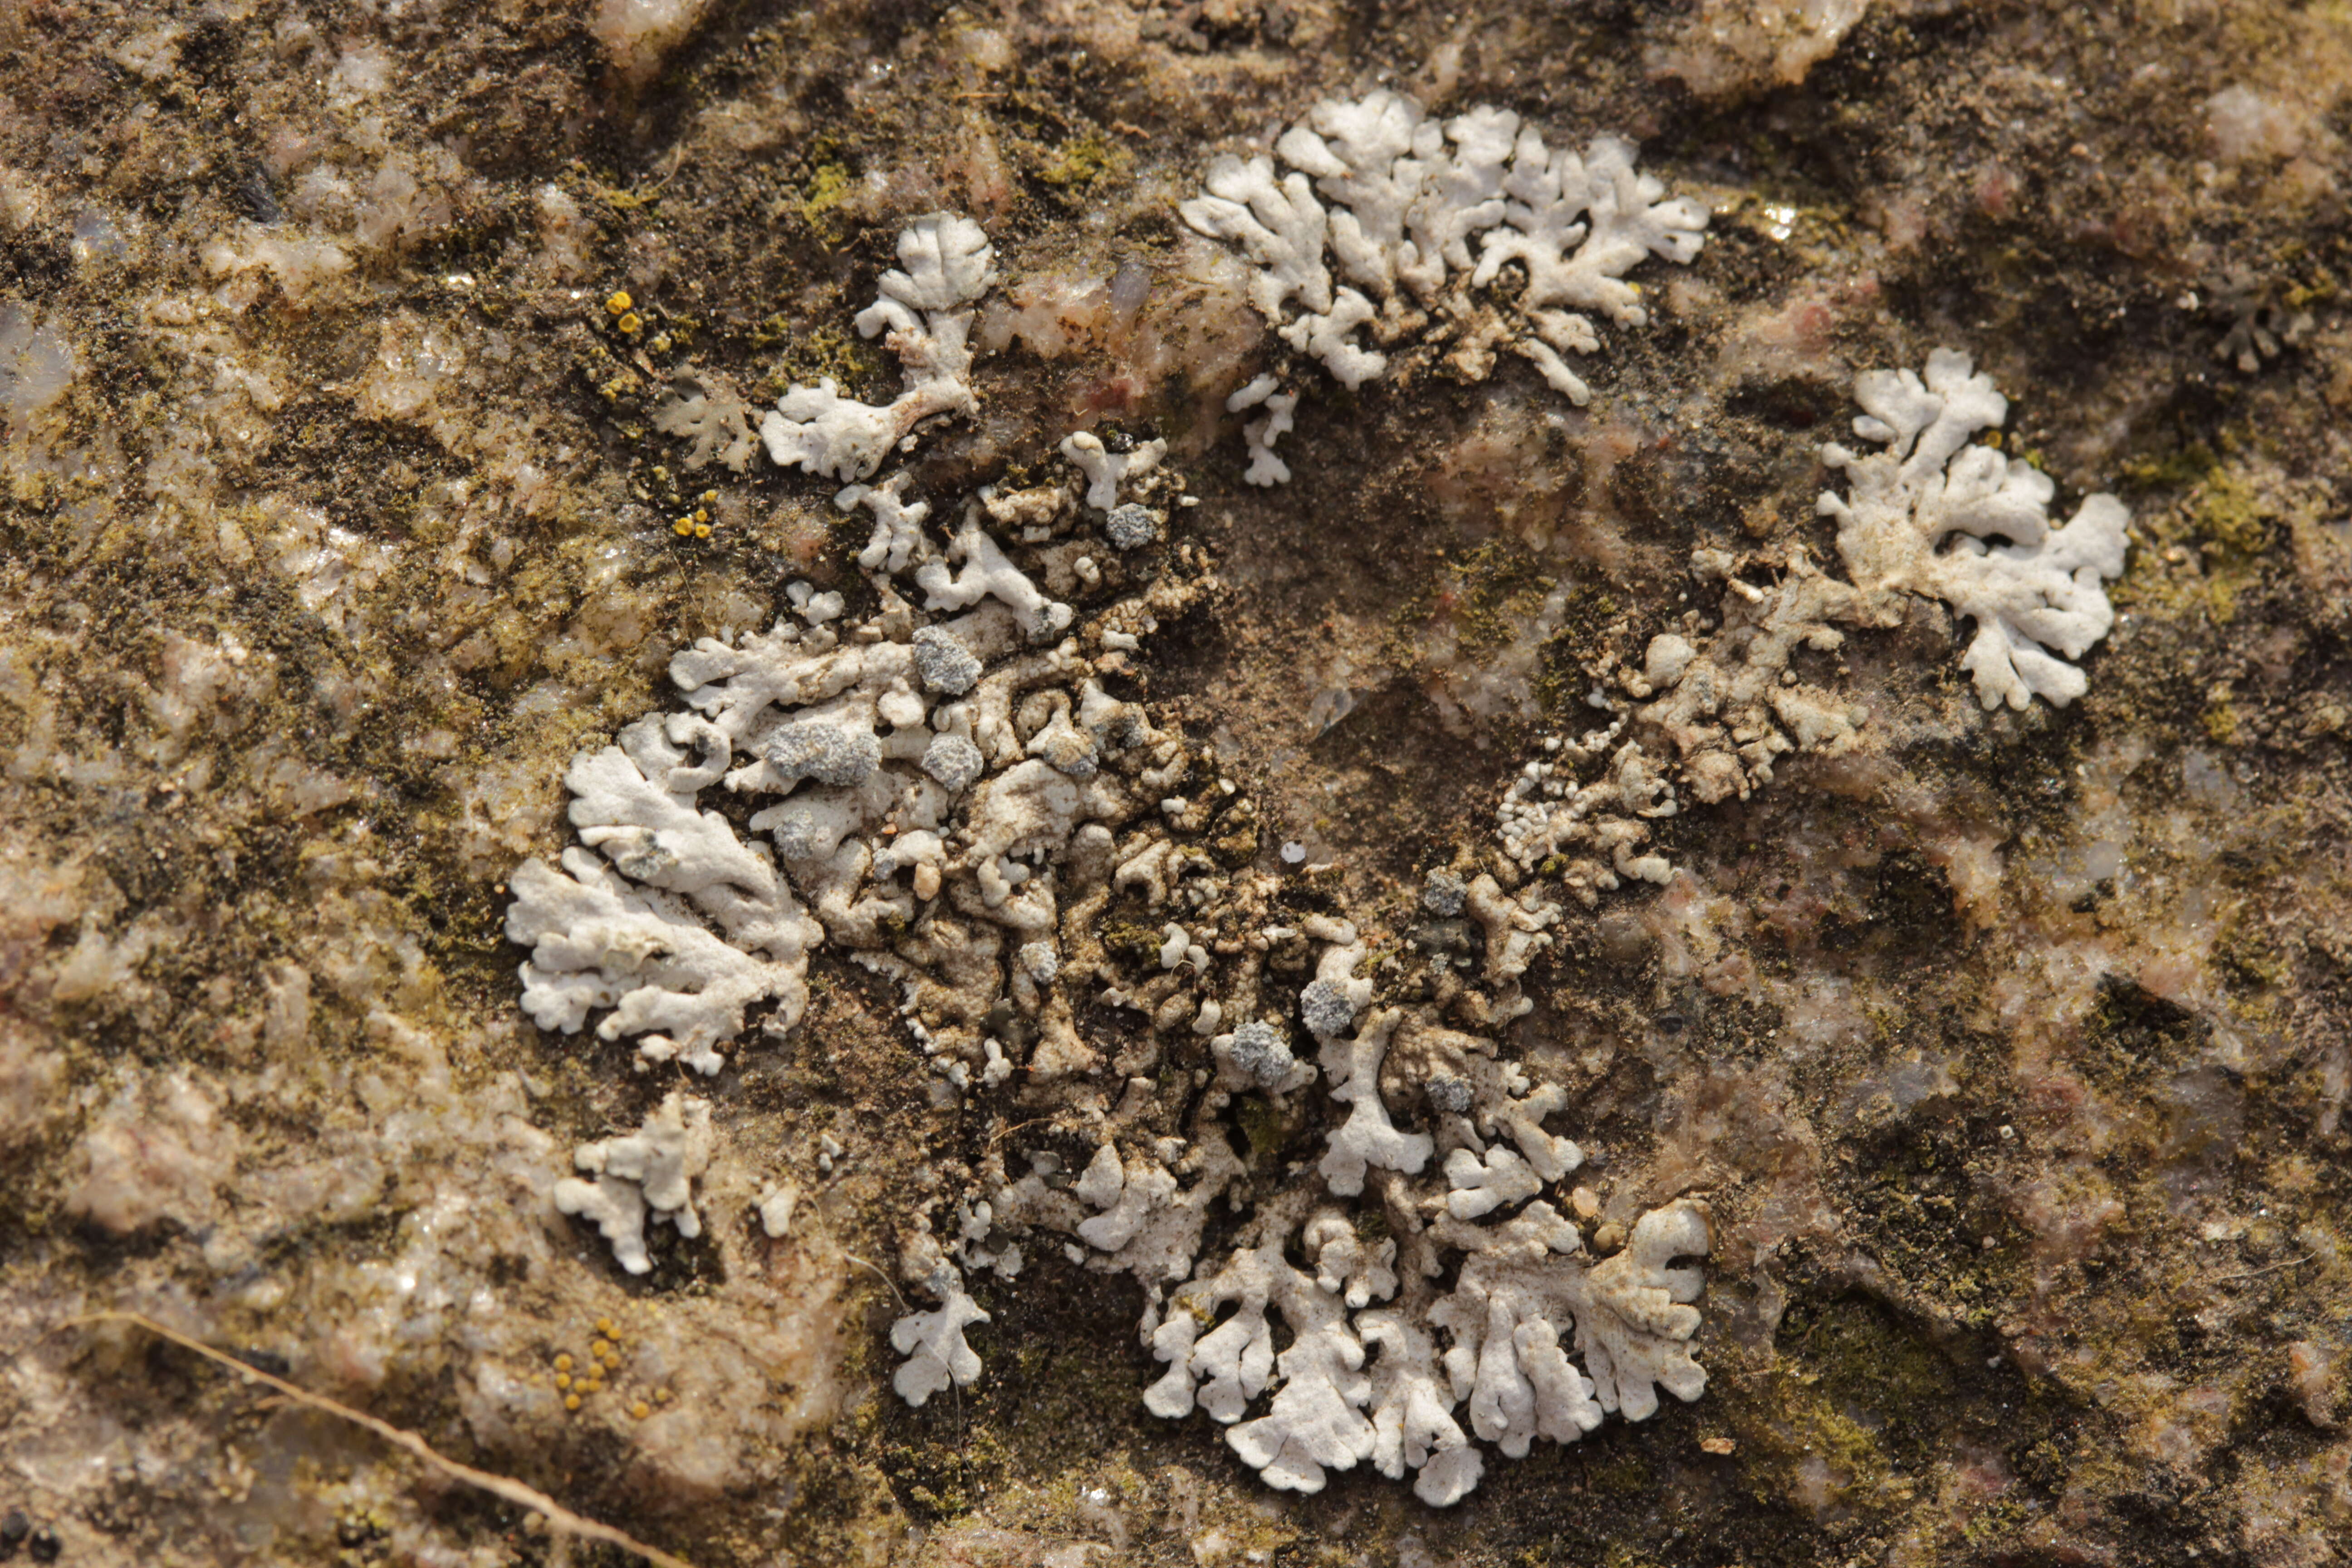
[
  {"x1": 2212, "y1": 1254, "x2": 2314, "y2": 1285},
  {"x1": 63, "y1": 1311, "x2": 692, "y2": 1568},
  {"x1": 841, "y1": 1251, "x2": 910, "y2": 1311}
]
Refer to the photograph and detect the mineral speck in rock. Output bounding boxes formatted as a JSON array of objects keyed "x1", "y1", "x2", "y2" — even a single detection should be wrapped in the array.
[
  {"x1": 912, "y1": 625, "x2": 983, "y2": 694},
  {"x1": 1426, "y1": 1074, "x2": 1474, "y2": 1114},
  {"x1": 1104, "y1": 502, "x2": 1161, "y2": 550},
  {"x1": 921, "y1": 733, "x2": 985, "y2": 792}
]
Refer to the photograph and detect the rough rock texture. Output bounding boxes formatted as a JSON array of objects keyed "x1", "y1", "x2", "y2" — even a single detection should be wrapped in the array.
[{"x1": 5, "y1": 1, "x2": 2352, "y2": 1565}]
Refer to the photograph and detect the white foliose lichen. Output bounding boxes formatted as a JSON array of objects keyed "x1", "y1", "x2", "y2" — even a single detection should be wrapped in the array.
[
  {"x1": 1181, "y1": 89, "x2": 1708, "y2": 480},
  {"x1": 519, "y1": 218, "x2": 1230, "y2": 1091},
  {"x1": 890, "y1": 1278, "x2": 991, "y2": 1407},
  {"x1": 551, "y1": 1090, "x2": 713, "y2": 1275},
  {"x1": 526, "y1": 209, "x2": 1736, "y2": 1507},
  {"x1": 510, "y1": 525, "x2": 1184, "y2": 1083},
  {"x1": 1205, "y1": 354, "x2": 2132, "y2": 1502},
  {"x1": 523, "y1": 172, "x2": 2133, "y2": 1516},
  {"x1": 940, "y1": 962, "x2": 1716, "y2": 1505},
  {"x1": 526, "y1": 436, "x2": 1228, "y2": 1382},
  {"x1": 1225, "y1": 374, "x2": 1297, "y2": 488},
  {"x1": 1059, "y1": 430, "x2": 1167, "y2": 511},
  {"x1": 652, "y1": 371, "x2": 762, "y2": 473},
  {"x1": 761, "y1": 212, "x2": 996, "y2": 482},
  {"x1": 1104, "y1": 1062, "x2": 1712, "y2": 1504},
  {"x1": 1818, "y1": 348, "x2": 2132, "y2": 712},
  {"x1": 505, "y1": 719, "x2": 826, "y2": 1076},
  {"x1": 1492, "y1": 347, "x2": 2130, "y2": 921}
]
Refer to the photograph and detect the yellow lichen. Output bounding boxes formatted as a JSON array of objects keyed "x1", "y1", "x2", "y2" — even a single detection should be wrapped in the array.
[
  {"x1": 2191, "y1": 463, "x2": 2275, "y2": 562},
  {"x1": 1036, "y1": 129, "x2": 1130, "y2": 191},
  {"x1": 799, "y1": 162, "x2": 854, "y2": 230}
]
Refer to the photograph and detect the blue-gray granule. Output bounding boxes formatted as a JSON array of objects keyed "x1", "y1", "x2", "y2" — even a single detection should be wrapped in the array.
[
  {"x1": 765, "y1": 720, "x2": 883, "y2": 786},
  {"x1": 913, "y1": 626, "x2": 983, "y2": 695},
  {"x1": 1426, "y1": 1074, "x2": 1474, "y2": 1114},
  {"x1": 1226, "y1": 1019, "x2": 1298, "y2": 1086},
  {"x1": 921, "y1": 733, "x2": 986, "y2": 792},
  {"x1": 1104, "y1": 503, "x2": 1161, "y2": 550},
  {"x1": 1422, "y1": 868, "x2": 1468, "y2": 917},
  {"x1": 764, "y1": 802, "x2": 829, "y2": 861},
  {"x1": 1298, "y1": 977, "x2": 1359, "y2": 1038}
]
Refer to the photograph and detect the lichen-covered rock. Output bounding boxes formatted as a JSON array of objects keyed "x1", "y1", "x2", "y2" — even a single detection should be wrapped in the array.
[{"x1": 12, "y1": 6, "x2": 2339, "y2": 1561}]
